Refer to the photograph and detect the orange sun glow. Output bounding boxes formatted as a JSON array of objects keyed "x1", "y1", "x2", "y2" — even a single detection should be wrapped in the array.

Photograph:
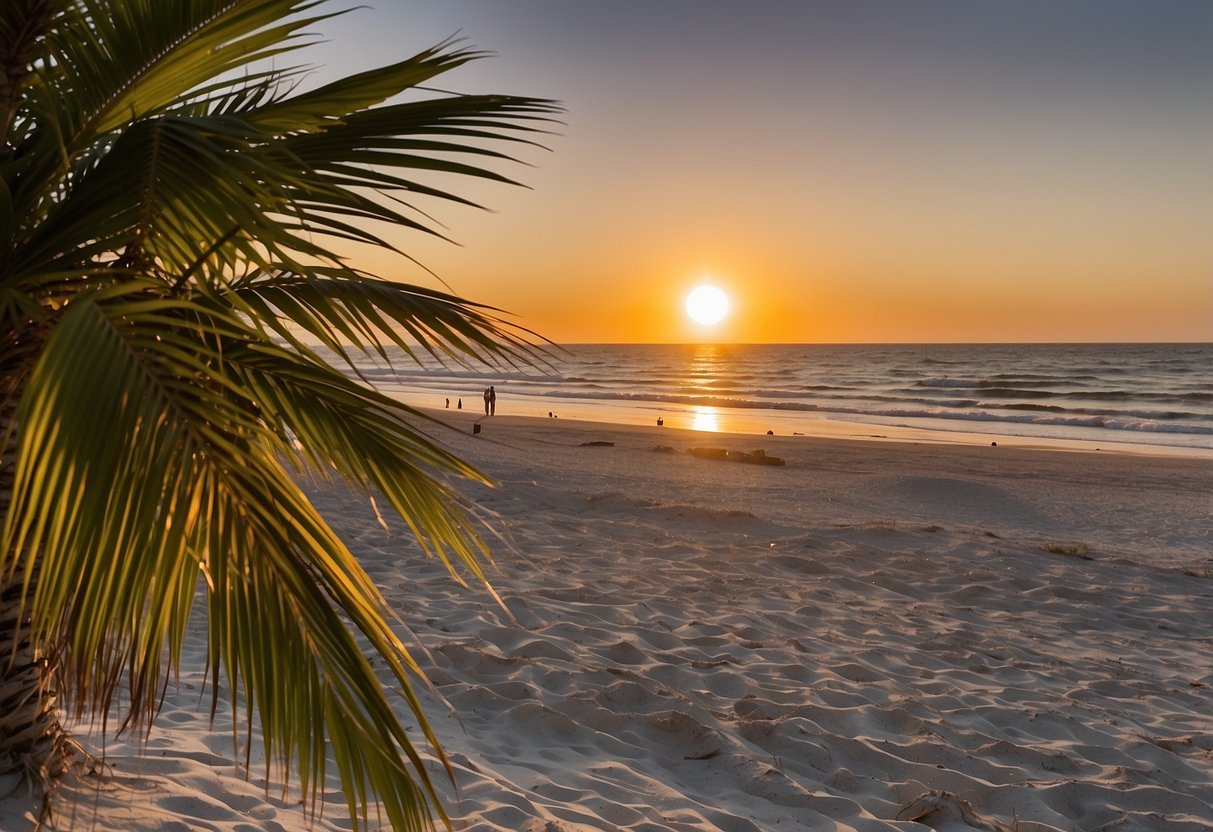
[{"x1": 685, "y1": 285, "x2": 729, "y2": 326}]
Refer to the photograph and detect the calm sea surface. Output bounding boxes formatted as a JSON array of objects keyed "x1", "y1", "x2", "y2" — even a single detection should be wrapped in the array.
[{"x1": 343, "y1": 343, "x2": 1213, "y2": 451}]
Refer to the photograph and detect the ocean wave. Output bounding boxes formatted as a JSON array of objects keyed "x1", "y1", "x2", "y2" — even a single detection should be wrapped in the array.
[
  {"x1": 866, "y1": 408, "x2": 1213, "y2": 435},
  {"x1": 909, "y1": 380, "x2": 1210, "y2": 405},
  {"x1": 994, "y1": 405, "x2": 1201, "y2": 422},
  {"x1": 374, "y1": 368, "x2": 568, "y2": 385},
  {"x1": 912, "y1": 382, "x2": 1067, "y2": 396},
  {"x1": 913, "y1": 377, "x2": 1088, "y2": 392},
  {"x1": 914, "y1": 377, "x2": 995, "y2": 389},
  {"x1": 988, "y1": 372, "x2": 1096, "y2": 382},
  {"x1": 680, "y1": 386, "x2": 823, "y2": 400},
  {"x1": 341, "y1": 343, "x2": 1213, "y2": 446}
]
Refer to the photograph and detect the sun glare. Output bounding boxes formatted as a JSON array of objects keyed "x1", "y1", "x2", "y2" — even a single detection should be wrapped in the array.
[
  {"x1": 691, "y1": 406, "x2": 720, "y2": 432},
  {"x1": 685, "y1": 285, "x2": 729, "y2": 326}
]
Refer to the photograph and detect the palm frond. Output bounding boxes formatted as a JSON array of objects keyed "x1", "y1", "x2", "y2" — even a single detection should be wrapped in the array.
[
  {"x1": 276, "y1": 91, "x2": 557, "y2": 218},
  {"x1": 6, "y1": 1, "x2": 329, "y2": 224},
  {"x1": 42, "y1": 0, "x2": 330, "y2": 140},
  {"x1": 9, "y1": 76, "x2": 557, "y2": 290},
  {"x1": 241, "y1": 38, "x2": 482, "y2": 134},
  {"x1": 233, "y1": 271, "x2": 549, "y2": 369},
  {"x1": 10, "y1": 113, "x2": 303, "y2": 282},
  {"x1": 2, "y1": 3, "x2": 561, "y2": 827},
  {"x1": 219, "y1": 334, "x2": 495, "y2": 579},
  {"x1": 206, "y1": 448, "x2": 449, "y2": 832},
  {"x1": 2, "y1": 283, "x2": 483, "y2": 828}
]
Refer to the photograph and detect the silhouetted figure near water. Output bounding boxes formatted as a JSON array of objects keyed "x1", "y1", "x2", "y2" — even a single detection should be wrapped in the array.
[
  {"x1": 445, "y1": 398, "x2": 449, "y2": 408},
  {"x1": 484, "y1": 385, "x2": 497, "y2": 416},
  {"x1": 457, "y1": 398, "x2": 462, "y2": 410}
]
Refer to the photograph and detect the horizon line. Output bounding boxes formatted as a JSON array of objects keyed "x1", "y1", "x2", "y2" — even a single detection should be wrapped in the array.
[{"x1": 544, "y1": 340, "x2": 1213, "y2": 347}]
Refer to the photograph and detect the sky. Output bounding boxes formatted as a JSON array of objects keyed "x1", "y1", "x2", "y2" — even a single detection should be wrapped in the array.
[{"x1": 311, "y1": 1, "x2": 1212, "y2": 344}]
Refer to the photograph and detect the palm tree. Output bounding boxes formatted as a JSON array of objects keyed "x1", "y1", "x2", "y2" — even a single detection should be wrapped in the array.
[{"x1": 0, "y1": 1, "x2": 555, "y2": 829}]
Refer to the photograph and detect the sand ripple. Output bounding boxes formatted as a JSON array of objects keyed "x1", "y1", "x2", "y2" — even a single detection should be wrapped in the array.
[{"x1": 344, "y1": 423, "x2": 1213, "y2": 831}]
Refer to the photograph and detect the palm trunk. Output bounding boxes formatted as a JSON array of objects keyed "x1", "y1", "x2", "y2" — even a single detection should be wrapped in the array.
[{"x1": 0, "y1": 392, "x2": 74, "y2": 791}]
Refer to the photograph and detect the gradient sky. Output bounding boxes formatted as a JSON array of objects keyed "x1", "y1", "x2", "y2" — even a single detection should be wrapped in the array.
[{"x1": 313, "y1": 1, "x2": 1212, "y2": 344}]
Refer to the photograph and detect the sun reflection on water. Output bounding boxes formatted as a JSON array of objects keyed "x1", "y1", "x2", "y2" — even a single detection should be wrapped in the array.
[
  {"x1": 688, "y1": 344, "x2": 724, "y2": 382},
  {"x1": 691, "y1": 406, "x2": 719, "y2": 432},
  {"x1": 687, "y1": 345, "x2": 725, "y2": 431}
]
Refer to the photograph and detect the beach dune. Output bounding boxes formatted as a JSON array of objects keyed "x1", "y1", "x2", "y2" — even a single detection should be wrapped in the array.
[{"x1": 4, "y1": 414, "x2": 1211, "y2": 831}]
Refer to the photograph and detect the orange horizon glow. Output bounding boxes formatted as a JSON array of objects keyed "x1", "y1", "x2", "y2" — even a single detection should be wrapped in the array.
[
  {"x1": 350, "y1": 242, "x2": 1210, "y2": 345},
  {"x1": 322, "y1": 5, "x2": 1212, "y2": 347}
]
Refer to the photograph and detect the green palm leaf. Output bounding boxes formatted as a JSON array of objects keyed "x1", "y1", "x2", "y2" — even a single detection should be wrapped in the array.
[
  {"x1": 233, "y1": 272, "x2": 549, "y2": 368},
  {"x1": 0, "y1": 1, "x2": 560, "y2": 828},
  {"x1": 37, "y1": 0, "x2": 328, "y2": 141},
  {"x1": 4, "y1": 284, "x2": 471, "y2": 828}
]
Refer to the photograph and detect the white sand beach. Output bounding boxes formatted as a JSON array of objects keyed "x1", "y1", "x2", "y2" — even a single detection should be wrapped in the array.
[{"x1": 3, "y1": 413, "x2": 1211, "y2": 831}]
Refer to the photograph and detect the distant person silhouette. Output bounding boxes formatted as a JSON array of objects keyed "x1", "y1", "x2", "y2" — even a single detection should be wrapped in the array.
[
  {"x1": 457, "y1": 398, "x2": 462, "y2": 410},
  {"x1": 484, "y1": 385, "x2": 497, "y2": 416},
  {"x1": 445, "y1": 397, "x2": 449, "y2": 408}
]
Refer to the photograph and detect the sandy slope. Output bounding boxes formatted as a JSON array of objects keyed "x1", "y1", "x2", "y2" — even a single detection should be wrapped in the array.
[{"x1": 3, "y1": 414, "x2": 1211, "y2": 831}]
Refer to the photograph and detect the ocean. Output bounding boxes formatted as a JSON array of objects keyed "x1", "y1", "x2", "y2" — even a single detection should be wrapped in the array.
[{"x1": 341, "y1": 343, "x2": 1213, "y2": 452}]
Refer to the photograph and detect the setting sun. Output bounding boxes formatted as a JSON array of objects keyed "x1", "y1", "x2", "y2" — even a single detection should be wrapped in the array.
[{"x1": 685, "y1": 285, "x2": 729, "y2": 326}]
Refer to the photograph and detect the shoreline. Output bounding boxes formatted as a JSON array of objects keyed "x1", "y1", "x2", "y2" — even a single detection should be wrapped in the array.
[
  {"x1": 371, "y1": 341, "x2": 1213, "y2": 462},
  {"x1": 411, "y1": 401, "x2": 1213, "y2": 461}
]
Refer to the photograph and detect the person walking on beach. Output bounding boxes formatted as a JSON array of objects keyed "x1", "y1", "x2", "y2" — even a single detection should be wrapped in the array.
[{"x1": 484, "y1": 385, "x2": 496, "y2": 416}]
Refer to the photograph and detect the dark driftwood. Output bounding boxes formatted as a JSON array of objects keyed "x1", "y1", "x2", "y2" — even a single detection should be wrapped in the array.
[{"x1": 687, "y1": 447, "x2": 785, "y2": 466}]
